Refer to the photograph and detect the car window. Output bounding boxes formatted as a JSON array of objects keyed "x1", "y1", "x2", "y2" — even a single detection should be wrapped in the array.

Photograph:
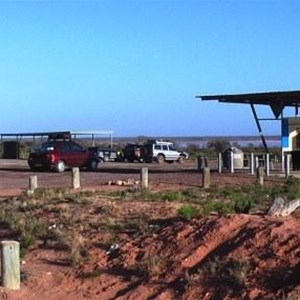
[
  {"x1": 154, "y1": 145, "x2": 161, "y2": 150},
  {"x1": 40, "y1": 142, "x2": 55, "y2": 152},
  {"x1": 169, "y1": 145, "x2": 176, "y2": 151},
  {"x1": 162, "y1": 145, "x2": 168, "y2": 151},
  {"x1": 70, "y1": 142, "x2": 83, "y2": 152},
  {"x1": 61, "y1": 142, "x2": 71, "y2": 152}
]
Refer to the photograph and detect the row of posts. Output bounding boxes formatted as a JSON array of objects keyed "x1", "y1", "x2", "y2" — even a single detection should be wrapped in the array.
[
  {"x1": 198, "y1": 152, "x2": 293, "y2": 179},
  {"x1": 28, "y1": 167, "x2": 149, "y2": 193}
]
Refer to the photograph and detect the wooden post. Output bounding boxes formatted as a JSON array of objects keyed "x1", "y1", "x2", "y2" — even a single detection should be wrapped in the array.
[
  {"x1": 29, "y1": 175, "x2": 38, "y2": 193},
  {"x1": 202, "y1": 167, "x2": 210, "y2": 189},
  {"x1": 197, "y1": 155, "x2": 203, "y2": 171},
  {"x1": 72, "y1": 167, "x2": 80, "y2": 189},
  {"x1": 140, "y1": 167, "x2": 148, "y2": 189},
  {"x1": 1, "y1": 241, "x2": 20, "y2": 290},
  {"x1": 218, "y1": 152, "x2": 222, "y2": 173},
  {"x1": 256, "y1": 166, "x2": 264, "y2": 186}
]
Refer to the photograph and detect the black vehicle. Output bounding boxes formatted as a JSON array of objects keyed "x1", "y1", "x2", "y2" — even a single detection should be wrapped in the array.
[
  {"x1": 88, "y1": 147, "x2": 118, "y2": 162},
  {"x1": 123, "y1": 143, "x2": 143, "y2": 162}
]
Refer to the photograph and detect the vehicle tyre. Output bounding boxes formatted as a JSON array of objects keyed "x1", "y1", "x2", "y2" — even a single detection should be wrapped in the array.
[
  {"x1": 177, "y1": 155, "x2": 185, "y2": 164},
  {"x1": 55, "y1": 160, "x2": 66, "y2": 173},
  {"x1": 156, "y1": 154, "x2": 165, "y2": 164},
  {"x1": 88, "y1": 159, "x2": 98, "y2": 171}
]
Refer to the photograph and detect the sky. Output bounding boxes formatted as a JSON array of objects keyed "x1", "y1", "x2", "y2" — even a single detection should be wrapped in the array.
[{"x1": 1, "y1": 0, "x2": 300, "y2": 137}]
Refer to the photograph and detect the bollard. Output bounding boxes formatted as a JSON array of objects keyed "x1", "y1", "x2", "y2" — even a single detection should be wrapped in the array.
[
  {"x1": 229, "y1": 151, "x2": 234, "y2": 173},
  {"x1": 202, "y1": 167, "x2": 210, "y2": 189},
  {"x1": 218, "y1": 152, "x2": 222, "y2": 173},
  {"x1": 285, "y1": 154, "x2": 291, "y2": 179},
  {"x1": 264, "y1": 153, "x2": 270, "y2": 177},
  {"x1": 29, "y1": 175, "x2": 38, "y2": 193},
  {"x1": 1, "y1": 241, "x2": 20, "y2": 290},
  {"x1": 140, "y1": 167, "x2": 148, "y2": 189},
  {"x1": 256, "y1": 166, "x2": 264, "y2": 186},
  {"x1": 250, "y1": 153, "x2": 255, "y2": 175},
  {"x1": 282, "y1": 152, "x2": 285, "y2": 173},
  {"x1": 72, "y1": 167, "x2": 80, "y2": 189}
]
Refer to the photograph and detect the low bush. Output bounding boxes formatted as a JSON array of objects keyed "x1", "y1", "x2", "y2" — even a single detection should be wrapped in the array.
[{"x1": 177, "y1": 204, "x2": 201, "y2": 219}]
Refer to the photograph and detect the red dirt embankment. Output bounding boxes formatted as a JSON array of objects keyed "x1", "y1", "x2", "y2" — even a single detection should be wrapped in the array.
[{"x1": 2, "y1": 213, "x2": 300, "y2": 300}]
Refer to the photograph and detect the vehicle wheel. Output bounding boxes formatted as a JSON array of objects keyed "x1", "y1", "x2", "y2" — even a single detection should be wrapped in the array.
[
  {"x1": 55, "y1": 160, "x2": 66, "y2": 173},
  {"x1": 88, "y1": 159, "x2": 98, "y2": 171},
  {"x1": 103, "y1": 156, "x2": 109, "y2": 162},
  {"x1": 156, "y1": 154, "x2": 165, "y2": 164},
  {"x1": 177, "y1": 155, "x2": 185, "y2": 164}
]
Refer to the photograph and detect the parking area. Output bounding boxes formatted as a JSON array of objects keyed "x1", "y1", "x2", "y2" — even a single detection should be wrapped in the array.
[{"x1": 0, "y1": 159, "x2": 286, "y2": 196}]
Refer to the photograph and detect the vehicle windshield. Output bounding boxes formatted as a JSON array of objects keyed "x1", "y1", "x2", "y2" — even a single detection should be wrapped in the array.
[{"x1": 169, "y1": 145, "x2": 177, "y2": 151}]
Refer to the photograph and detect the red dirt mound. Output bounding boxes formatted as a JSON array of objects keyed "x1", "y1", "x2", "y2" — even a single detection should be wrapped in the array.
[
  {"x1": 2, "y1": 214, "x2": 300, "y2": 300},
  {"x1": 87, "y1": 214, "x2": 300, "y2": 300}
]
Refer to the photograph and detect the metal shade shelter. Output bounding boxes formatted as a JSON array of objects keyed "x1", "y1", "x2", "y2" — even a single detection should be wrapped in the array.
[
  {"x1": 196, "y1": 90, "x2": 300, "y2": 153},
  {"x1": 0, "y1": 130, "x2": 114, "y2": 159}
]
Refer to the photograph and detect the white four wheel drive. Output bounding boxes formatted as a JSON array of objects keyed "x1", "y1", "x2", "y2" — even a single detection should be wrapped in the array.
[{"x1": 143, "y1": 140, "x2": 188, "y2": 163}]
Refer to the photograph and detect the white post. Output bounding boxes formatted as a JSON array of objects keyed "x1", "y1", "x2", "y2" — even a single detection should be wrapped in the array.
[
  {"x1": 282, "y1": 152, "x2": 285, "y2": 173},
  {"x1": 264, "y1": 153, "x2": 270, "y2": 176},
  {"x1": 250, "y1": 153, "x2": 255, "y2": 175},
  {"x1": 1, "y1": 241, "x2": 20, "y2": 290},
  {"x1": 285, "y1": 154, "x2": 291, "y2": 179},
  {"x1": 255, "y1": 156, "x2": 259, "y2": 169},
  {"x1": 230, "y1": 150, "x2": 234, "y2": 173},
  {"x1": 72, "y1": 167, "x2": 80, "y2": 189}
]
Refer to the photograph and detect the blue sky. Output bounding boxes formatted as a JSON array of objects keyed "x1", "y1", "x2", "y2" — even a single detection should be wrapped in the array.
[{"x1": 1, "y1": 1, "x2": 299, "y2": 137}]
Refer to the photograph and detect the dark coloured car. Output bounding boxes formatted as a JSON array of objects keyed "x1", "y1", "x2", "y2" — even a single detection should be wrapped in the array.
[
  {"x1": 88, "y1": 147, "x2": 118, "y2": 162},
  {"x1": 123, "y1": 143, "x2": 143, "y2": 162},
  {"x1": 28, "y1": 141, "x2": 99, "y2": 172}
]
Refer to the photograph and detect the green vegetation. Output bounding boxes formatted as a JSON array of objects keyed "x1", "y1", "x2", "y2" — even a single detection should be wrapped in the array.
[{"x1": 177, "y1": 204, "x2": 201, "y2": 219}]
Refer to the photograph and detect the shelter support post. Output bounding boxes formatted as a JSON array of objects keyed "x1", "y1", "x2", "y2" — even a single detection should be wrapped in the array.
[{"x1": 250, "y1": 103, "x2": 269, "y2": 153}]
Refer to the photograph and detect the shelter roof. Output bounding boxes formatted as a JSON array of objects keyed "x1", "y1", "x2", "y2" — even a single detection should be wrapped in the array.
[
  {"x1": 197, "y1": 90, "x2": 300, "y2": 106},
  {"x1": 197, "y1": 90, "x2": 300, "y2": 118},
  {"x1": 0, "y1": 130, "x2": 113, "y2": 138}
]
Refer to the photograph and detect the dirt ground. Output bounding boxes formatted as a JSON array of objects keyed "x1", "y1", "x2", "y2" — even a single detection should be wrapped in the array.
[{"x1": 0, "y1": 159, "x2": 300, "y2": 300}]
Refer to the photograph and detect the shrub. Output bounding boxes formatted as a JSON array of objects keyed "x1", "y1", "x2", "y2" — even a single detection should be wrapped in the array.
[
  {"x1": 204, "y1": 256, "x2": 250, "y2": 290},
  {"x1": 177, "y1": 204, "x2": 201, "y2": 219},
  {"x1": 161, "y1": 191, "x2": 182, "y2": 202},
  {"x1": 202, "y1": 199, "x2": 233, "y2": 215}
]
